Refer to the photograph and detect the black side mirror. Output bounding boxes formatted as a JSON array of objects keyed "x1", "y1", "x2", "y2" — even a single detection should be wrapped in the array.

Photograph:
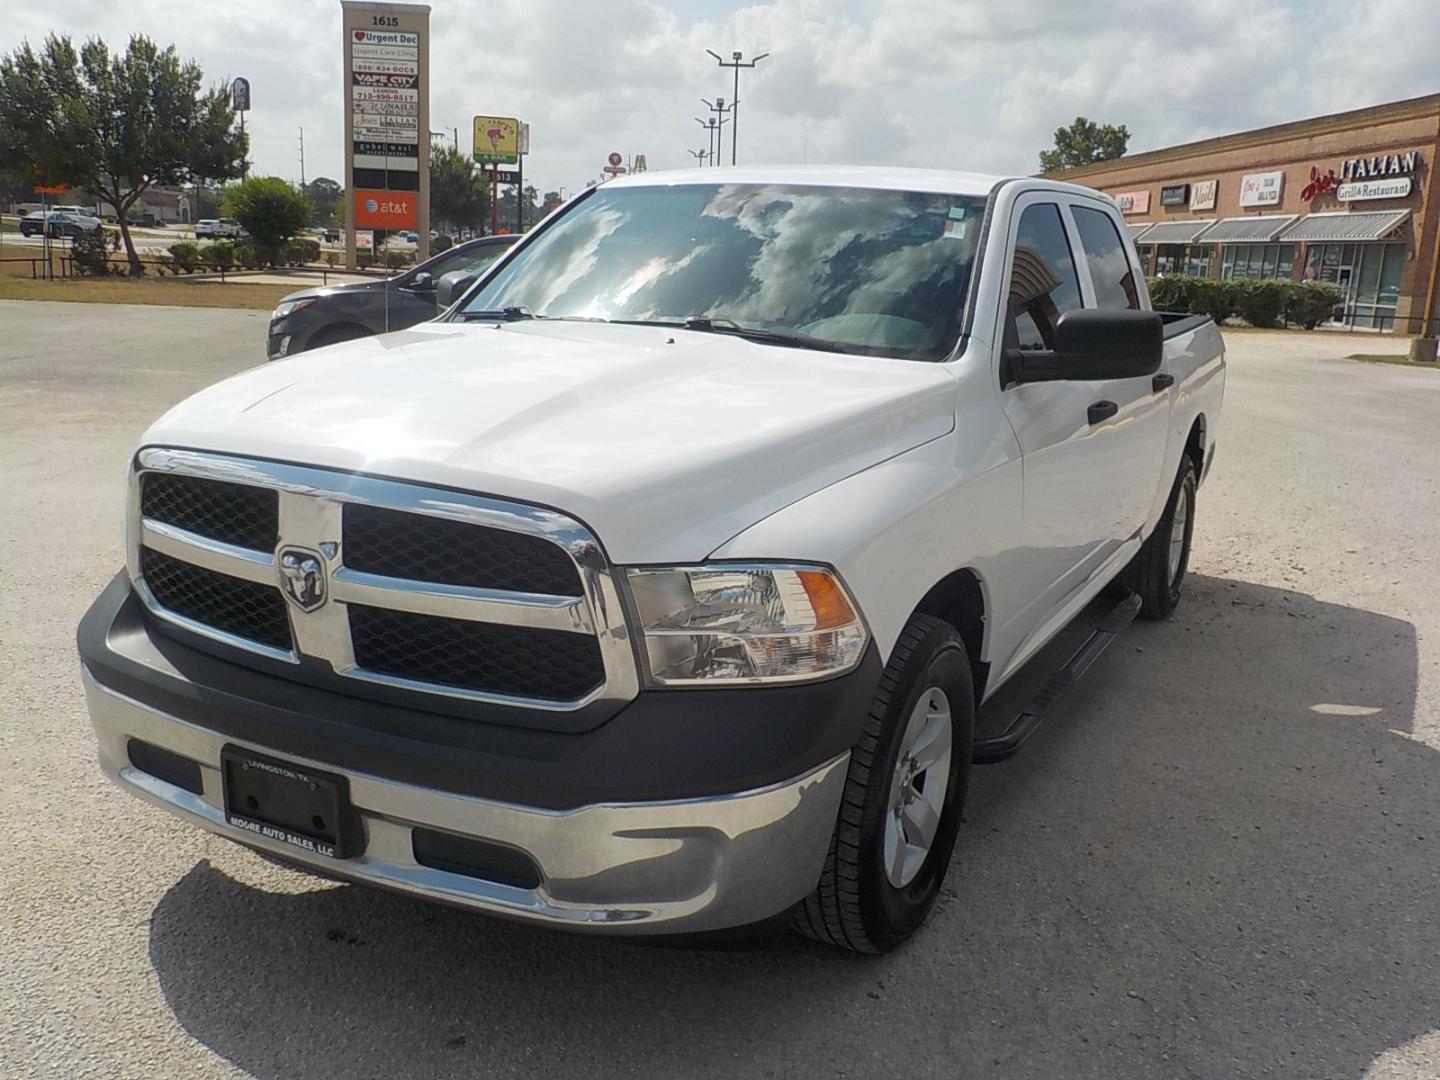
[
  {"x1": 1009, "y1": 309, "x2": 1163, "y2": 384},
  {"x1": 409, "y1": 271, "x2": 434, "y2": 291},
  {"x1": 435, "y1": 271, "x2": 476, "y2": 309}
]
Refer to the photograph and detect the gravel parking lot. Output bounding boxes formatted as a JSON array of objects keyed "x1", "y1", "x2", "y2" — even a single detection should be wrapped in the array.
[{"x1": 2, "y1": 300, "x2": 1438, "y2": 1079}]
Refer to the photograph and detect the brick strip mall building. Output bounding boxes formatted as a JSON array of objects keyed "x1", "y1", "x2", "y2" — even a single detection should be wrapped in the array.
[{"x1": 1049, "y1": 94, "x2": 1440, "y2": 335}]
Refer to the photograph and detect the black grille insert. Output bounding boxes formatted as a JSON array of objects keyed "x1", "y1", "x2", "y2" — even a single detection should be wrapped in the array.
[
  {"x1": 342, "y1": 504, "x2": 582, "y2": 597},
  {"x1": 349, "y1": 605, "x2": 603, "y2": 701},
  {"x1": 412, "y1": 829, "x2": 542, "y2": 888},
  {"x1": 141, "y1": 473, "x2": 279, "y2": 552},
  {"x1": 140, "y1": 547, "x2": 292, "y2": 650}
]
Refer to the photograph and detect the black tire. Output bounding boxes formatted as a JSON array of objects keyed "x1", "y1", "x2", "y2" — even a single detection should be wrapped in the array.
[
  {"x1": 1126, "y1": 455, "x2": 1197, "y2": 620},
  {"x1": 796, "y1": 614, "x2": 975, "y2": 953}
]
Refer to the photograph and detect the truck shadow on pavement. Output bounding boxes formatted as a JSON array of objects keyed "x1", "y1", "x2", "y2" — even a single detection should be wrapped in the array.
[{"x1": 146, "y1": 573, "x2": 1437, "y2": 1080}]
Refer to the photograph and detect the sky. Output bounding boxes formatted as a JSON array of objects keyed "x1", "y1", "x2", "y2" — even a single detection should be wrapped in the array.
[{"x1": 5, "y1": 0, "x2": 1439, "y2": 197}]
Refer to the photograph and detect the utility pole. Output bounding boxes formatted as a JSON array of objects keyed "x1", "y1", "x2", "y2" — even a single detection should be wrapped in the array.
[
  {"x1": 687, "y1": 148, "x2": 709, "y2": 166},
  {"x1": 297, "y1": 127, "x2": 306, "y2": 191},
  {"x1": 706, "y1": 50, "x2": 769, "y2": 165}
]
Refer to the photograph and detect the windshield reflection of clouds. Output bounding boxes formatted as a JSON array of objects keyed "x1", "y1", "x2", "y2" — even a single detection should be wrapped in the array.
[{"x1": 467, "y1": 183, "x2": 984, "y2": 359}]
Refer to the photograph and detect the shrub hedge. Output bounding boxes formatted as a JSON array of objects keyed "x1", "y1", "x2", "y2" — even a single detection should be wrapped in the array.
[
  {"x1": 71, "y1": 230, "x2": 119, "y2": 276},
  {"x1": 1146, "y1": 276, "x2": 1343, "y2": 330},
  {"x1": 200, "y1": 240, "x2": 236, "y2": 271},
  {"x1": 167, "y1": 241, "x2": 202, "y2": 274},
  {"x1": 285, "y1": 238, "x2": 321, "y2": 266}
]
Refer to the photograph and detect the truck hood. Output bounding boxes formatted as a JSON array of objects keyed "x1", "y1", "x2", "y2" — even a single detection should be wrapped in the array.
[{"x1": 142, "y1": 321, "x2": 957, "y2": 562}]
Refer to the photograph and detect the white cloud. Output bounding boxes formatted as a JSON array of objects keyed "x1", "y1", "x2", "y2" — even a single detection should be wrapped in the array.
[{"x1": 5, "y1": 0, "x2": 1437, "y2": 196}]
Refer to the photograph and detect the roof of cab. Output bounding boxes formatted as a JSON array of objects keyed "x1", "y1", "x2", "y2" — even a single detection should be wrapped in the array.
[{"x1": 606, "y1": 164, "x2": 1015, "y2": 197}]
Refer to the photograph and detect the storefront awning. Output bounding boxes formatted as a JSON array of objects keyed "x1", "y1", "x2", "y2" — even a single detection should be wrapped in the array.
[
  {"x1": 1132, "y1": 219, "x2": 1215, "y2": 246},
  {"x1": 1198, "y1": 215, "x2": 1297, "y2": 243},
  {"x1": 1278, "y1": 210, "x2": 1411, "y2": 243},
  {"x1": 1126, "y1": 222, "x2": 1154, "y2": 242}
]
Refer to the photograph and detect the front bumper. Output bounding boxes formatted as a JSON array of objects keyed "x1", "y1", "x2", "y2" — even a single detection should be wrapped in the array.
[
  {"x1": 84, "y1": 672, "x2": 846, "y2": 933},
  {"x1": 266, "y1": 326, "x2": 291, "y2": 360},
  {"x1": 78, "y1": 575, "x2": 873, "y2": 933}
]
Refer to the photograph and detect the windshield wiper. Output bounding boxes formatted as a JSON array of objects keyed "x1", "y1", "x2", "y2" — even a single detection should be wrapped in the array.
[
  {"x1": 459, "y1": 306, "x2": 534, "y2": 322},
  {"x1": 679, "y1": 316, "x2": 859, "y2": 354}
]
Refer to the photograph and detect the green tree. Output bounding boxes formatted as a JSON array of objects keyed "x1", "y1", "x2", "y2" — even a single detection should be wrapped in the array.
[
  {"x1": 223, "y1": 176, "x2": 312, "y2": 264},
  {"x1": 304, "y1": 176, "x2": 343, "y2": 226},
  {"x1": 0, "y1": 34, "x2": 246, "y2": 275},
  {"x1": 429, "y1": 144, "x2": 487, "y2": 232},
  {"x1": 495, "y1": 182, "x2": 541, "y2": 232},
  {"x1": 1038, "y1": 116, "x2": 1131, "y2": 173}
]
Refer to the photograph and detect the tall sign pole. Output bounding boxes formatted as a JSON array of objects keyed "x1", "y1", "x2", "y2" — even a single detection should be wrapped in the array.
[
  {"x1": 231, "y1": 78, "x2": 251, "y2": 179},
  {"x1": 472, "y1": 115, "x2": 520, "y2": 236},
  {"x1": 342, "y1": 1, "x2": 430, "y2": 270}
]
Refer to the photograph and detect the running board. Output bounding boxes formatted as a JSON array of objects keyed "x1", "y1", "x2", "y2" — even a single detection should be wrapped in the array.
[{"x1": 972, "y1": 591, "x2": 1142, "y2": 764}]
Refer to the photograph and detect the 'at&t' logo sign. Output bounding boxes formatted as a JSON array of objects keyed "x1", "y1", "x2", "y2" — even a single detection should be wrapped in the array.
[
  {"x1": 364, "y1": 196, "x2": 409, "y2": 214},
  {"x1": 354, "y1": 189, "x2": 416, "y2": 228}
]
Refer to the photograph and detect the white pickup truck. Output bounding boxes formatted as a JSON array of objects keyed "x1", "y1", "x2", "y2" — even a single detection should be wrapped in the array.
[{"x1": 79, "y1": 167, "x2": 1224, "y2": 953}]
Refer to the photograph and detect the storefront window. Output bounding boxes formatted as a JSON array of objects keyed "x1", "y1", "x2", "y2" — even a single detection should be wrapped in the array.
[
  {"x1": 1377, "y1": 244, "x2": 1404, "y2": 309},
  {"x1": 1155, "y1": 244, "x2": 1185, "y2": 276},
  {"x1": 1153, "y1": 244, "x2": 1212, "y2": 277},
  {"x1": 1301, "y1": 242, "x2": 1404, "y2": 329},
  {"x1": 1220, "y1": 244, "x2": 1293, "y2": 281}
]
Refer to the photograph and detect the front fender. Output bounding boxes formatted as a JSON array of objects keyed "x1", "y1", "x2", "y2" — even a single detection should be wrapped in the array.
[{"x1": 710, "y1": 427, "x2": 1022, "y2": 668}]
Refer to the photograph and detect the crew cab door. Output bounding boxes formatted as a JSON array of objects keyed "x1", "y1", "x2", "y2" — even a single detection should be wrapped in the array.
[{"x1": 994, "y1": 194, "x2": 1170, "y2": 628}]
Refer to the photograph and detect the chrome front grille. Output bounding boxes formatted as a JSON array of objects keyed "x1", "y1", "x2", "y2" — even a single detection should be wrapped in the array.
[{"x1": 128, "y1": 448, "x2": 638, "y2": 711}]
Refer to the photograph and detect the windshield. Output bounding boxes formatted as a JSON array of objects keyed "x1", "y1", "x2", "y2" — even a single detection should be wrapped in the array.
[{"x1": 457, "y1": 183, "x2": 987, "y2": 360}]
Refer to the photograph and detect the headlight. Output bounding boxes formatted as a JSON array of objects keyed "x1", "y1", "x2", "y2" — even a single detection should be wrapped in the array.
[
  {"x1": 625, "y1": 565, "x2": 868, "y2": 685},
  {"x1": 272, "y1": 298, "x2": 315, "y2": 320}
]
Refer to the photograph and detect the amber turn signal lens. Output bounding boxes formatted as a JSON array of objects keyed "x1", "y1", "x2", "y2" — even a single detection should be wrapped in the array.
[{"x1": 797, "y1": 570, "x2": 858, "y2": 630}]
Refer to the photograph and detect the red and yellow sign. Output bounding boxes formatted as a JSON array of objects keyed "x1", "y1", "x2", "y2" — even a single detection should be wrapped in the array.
[
  {"x1": 354, "y1": 188, "x2": 417, "y2": 229},
  {"x1": 473, "y1": 115, "x2": 519, "y2": 164},
  {"x1": 34, "y1": 183, "x2": 70, "y2": 195}
]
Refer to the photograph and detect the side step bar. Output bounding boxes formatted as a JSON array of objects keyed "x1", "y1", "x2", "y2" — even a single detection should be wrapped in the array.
[{"x1": 972, "y1": 591, "x2": 1142, "y2": 764}]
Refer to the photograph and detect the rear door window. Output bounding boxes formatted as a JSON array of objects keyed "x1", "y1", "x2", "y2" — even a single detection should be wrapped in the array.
[{"x1": 1071, "y1": 205, "x2": 1141, "y2": 310}]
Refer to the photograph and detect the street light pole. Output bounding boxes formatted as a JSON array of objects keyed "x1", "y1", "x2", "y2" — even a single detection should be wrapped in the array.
[
  {"x1": 706, "y1": 50, "x2": 769, "y2": 165},
  {"x1": 687, "y1": 148, "x2": 709, "y2": 166},
  {"x1": 694, "y1": 115, "x2": 727, "y2": 167},
  {"x1": 700, "y1": 98, "x2": 733, "y2": 167},
  {"x1": 693, "y1": 117, "x2": 712, "y2": 166}
]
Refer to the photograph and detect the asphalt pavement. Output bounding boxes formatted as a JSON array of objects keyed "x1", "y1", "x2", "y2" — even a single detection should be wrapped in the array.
[{"x1": 1, "y1": 302, "x2": 1438, "y2": 1079}]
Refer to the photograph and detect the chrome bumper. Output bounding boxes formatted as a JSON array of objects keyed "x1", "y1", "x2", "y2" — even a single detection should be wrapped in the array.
[{"x1": 83, "y1": 669, "x2": 848, "y2": 934}]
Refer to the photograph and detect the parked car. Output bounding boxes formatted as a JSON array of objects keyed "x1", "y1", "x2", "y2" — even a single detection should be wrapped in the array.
[
  {"x1": 18, "y1": 210, "x2": 48, "y2": 237},
  {"x1": 78, "y1": 167, "x2": 1225, "y2": 953},
  {"x1": 18, "y1": 208, "x2": 102, "y2": 238},
  {"x1": 195, "y1": 218, "x2": 244, "y2": 239},
  {"x1": 265, "y1": 234, "x2": 516, "y2": 359},
  {"x1": 320, "y1": 227, "x2": 340, "y2": 243}
]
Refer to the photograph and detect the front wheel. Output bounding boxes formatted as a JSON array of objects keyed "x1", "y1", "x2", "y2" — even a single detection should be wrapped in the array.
[
  {"x1": 1126, "y1": 456, "x2": 1197, "y2": 619},
  {"x1": 796, "y1": 614, "x2": 974, "y2": 953}
]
